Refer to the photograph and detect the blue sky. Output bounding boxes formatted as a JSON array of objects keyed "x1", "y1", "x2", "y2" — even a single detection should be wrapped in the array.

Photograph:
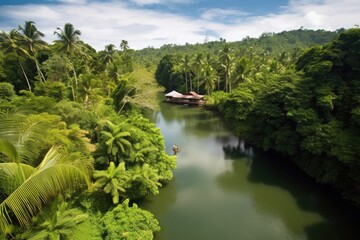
[{"x1": 0, "y1": 0, "x2": 359, "y2": 50}]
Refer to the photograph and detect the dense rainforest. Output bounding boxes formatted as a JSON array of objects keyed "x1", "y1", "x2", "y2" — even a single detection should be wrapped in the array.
[
  {"x1": 154, "y1": 28, "x2": 360, "y2": 208},
  {"x1": 0, "y1": 20, "x2": 357, "y2": 239},
  {"x1": 0, "y1": 22, "x2": 174, "y2": 239}
]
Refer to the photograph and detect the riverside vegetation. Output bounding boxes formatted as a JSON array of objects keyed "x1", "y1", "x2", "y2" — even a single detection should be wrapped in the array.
[
  {"x1": 0, "y1": 22, "x2": 175, "y2": 239},
  {"x1": 0, "y1": 21, "x2": 358, "y2": 239},
  {"x1": 154, "y1": 28, "x2": 360, "y2": 209}
]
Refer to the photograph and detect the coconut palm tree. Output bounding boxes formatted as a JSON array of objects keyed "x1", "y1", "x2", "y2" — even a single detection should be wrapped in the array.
[
  {"x1": 0, "y1": 29, "x2": 32, "y2": 91},
  {"x1": 93, "y1": 161, "x2": 130, "y2": 204},
  {"x1": 219, "y1": 44, "x2": 235, "y2": 92},
  {"x1": 231, "y1": 57, "x2": 253, "y2": 90},
  {"x1": 178, "y1": 54, "x2": 192, "y2": 92},
  {"x1": 0, "y1": 146, "x2": 92, "y2": 234},
  {"x1": 53, "y1": 23, "x2": 82, "y2": 100},
  {"x1": 0, "y1": 114, "x2": 92, "y2": 234},
  {"x1": 120, "y1": 39, "x2": 129, "y2": 52},
  {"x1": 99, "y1": 44, "x2": 118, "y2": 95},
  {"x1": 192, "y1": 52, "x2": 204, "y2": 93},
  {"x1": 99, "y1": 44, "x2": 117, "y2": 67},
  {"x1": 77, "y1": 72, "x2": 103, "y2": 108},
  {"x1": 53, "y1": 23, "x2": 81, "y2": 55},
  {"x1": 18, "y1": 21, "x2": 47, "y2": 83},
  {"x1": 202, "y1": 61, "x2": 218, "y2": 95}
]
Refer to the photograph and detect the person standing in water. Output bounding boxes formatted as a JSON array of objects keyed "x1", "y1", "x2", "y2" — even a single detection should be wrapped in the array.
[{"x1": 172, "y1": 144, "x2": 180, "y2": 155}]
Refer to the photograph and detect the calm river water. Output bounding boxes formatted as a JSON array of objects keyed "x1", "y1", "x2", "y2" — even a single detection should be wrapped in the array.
[{"x1": 141, "y1": 102, "x2": 360, "y2": 240}]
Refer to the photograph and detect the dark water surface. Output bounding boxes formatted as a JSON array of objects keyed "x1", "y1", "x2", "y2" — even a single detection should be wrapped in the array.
[{"x1": 141, "y1": 102, "x2": 360, "y2": 240}]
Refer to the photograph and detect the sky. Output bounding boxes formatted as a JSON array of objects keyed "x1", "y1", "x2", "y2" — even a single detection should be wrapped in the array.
[{"x1": 0, "y1": 0, "x2": 359, "y2": 51}]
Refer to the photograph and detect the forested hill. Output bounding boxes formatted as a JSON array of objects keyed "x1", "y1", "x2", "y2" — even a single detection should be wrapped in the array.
[
  {"x1": 153, "y1": 28, "x2": 343, "y2": 95},
  {"x1": 135, "y1": 28, "x2": 342, "y2": 67}
]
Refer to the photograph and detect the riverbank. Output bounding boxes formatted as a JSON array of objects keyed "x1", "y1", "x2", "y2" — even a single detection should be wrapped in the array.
[{"x1": 141, "y1": 102, "x2": 360, "y2": 240}]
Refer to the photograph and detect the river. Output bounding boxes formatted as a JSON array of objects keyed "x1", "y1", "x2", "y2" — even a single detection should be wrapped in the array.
[{"x1": 141, "y1": 101, "x2": 360, "y2": 240}]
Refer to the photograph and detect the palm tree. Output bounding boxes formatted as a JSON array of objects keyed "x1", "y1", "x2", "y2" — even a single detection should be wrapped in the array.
[
  {"x1": 0, "y1": 114, "x2": 92, "y2": 234},
  {"x1": 0, "y1": 147, "x2": 92, "y2": 234},
  {"x1": 99, "y1": 44, "x2": 118, "y2": 95},
  {"x1": 219, "y1": 44, "x2": 235, "y2": 92},
  {"x1": 231, "y1": 57, "x2": 253, "y2": 90},
  {"x1": 93, "y1": 162, "x2": 130, "y2": 204},
  {"x1": 120, "y1": 39, "x2": 129, "y2": 52},
  {"x1": 267, "y1": 59, "x2": 284, "y2": 74},
  {"x1": 53, "y1": 23, "x2": 81, "y2": 55},
  {"x1": 127, "y1": 163, "x2": 162, "y2": 199},
  {"x1": 192, "y1": 52, "x2": 204, "y2": 93},
  {"x1": 53, "y1": 23, "x2": 82, "y2": 100},
  {"x1": 99, "y1": 120, "x2": 132, "y2": 163},
  {"x1": 131, "y1": 145, "x2": 158, "y2": 163},
  {"x1": 99, "y1": 44, "x2": 117, "y2": 67},
  {"x1": 77, "y1": 72, "x2": 103, "y2": 108},
  {"x1": 20, "y1": 200, "x2": 88, "y2": 240},
  {"x1": 178, "y1": 54, "x2": 192, "y2": 92},
  {"x1": 18, "y1": 21, "x2": 47, "y2": 83},
  {"x1": 201, "y1": 60, "x2": 218, "y2": 95},
  {"x1": 0, "y1": 29, "x2": 32, "y2": 91}
]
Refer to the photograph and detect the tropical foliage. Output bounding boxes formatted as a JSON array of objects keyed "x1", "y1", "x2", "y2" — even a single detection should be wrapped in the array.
[
  {"x1": 208, "y1": 28, "x2": 360, "y2": 207},
  {"x1": 101, "y1": 199, "x2": 160, "y2": 240},
  {"x1": 20, "y1": 199, "x2": 88, "y2": 240},
  {"x1": 0, "y1": 19, "x2": 356, "y2": 239},
  {"x1": 153, "y1": 27, "x2": 360, "y2": 208},
  {"x1": 0, "y1": 21, "x2": 174, "y2": 239}
]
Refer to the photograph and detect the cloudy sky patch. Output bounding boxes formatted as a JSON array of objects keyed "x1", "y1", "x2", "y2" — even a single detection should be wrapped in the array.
[{"x1": 0, "y1": 0, "x2": 359, "y2": 51}]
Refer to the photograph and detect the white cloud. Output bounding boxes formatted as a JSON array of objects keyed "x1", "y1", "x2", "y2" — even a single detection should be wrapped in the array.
[
  {"x1": 201, "y1": 8, "x2": 249, "y2": 21},
  {"x1": 0, "y1": 0, "x2": 359, "y2": 51},
  {"x1": 214, "y1": 0, "x2": 360, "y2": 42},
  {"x1": 130, "y1": 0, "x2": 162, "y2": 6},
  {"x1": 129, "y1": 0, "x2": 194, "y2": 6},
  {"x1": 57, "y1": 0, "x2": 88, "y2": 4}
]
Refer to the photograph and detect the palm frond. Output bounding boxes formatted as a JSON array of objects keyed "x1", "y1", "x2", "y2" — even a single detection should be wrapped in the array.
[
  {"x1": 0, "y1": 114, "x2": 49, "y2": 165},
  {"x1": 0, "y1": 162, "x2": 35, "y2": 195},
  {"x1": 0, "y1": 148, "x2": 90, "y2": 232},
  {"x1": 0, "y1": 139, "x2": 19, "y2": 163}
]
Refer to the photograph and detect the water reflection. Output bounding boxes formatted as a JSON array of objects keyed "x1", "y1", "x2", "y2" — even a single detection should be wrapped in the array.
[
  {"x1": 218, "y1": 140, "x2": 360, "y2": 240},
  {"x1": 142, "y1": 102, "x2": 360, "y2": 240}
]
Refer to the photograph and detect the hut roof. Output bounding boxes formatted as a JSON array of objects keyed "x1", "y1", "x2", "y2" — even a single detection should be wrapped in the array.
[
  {"x1": 165, "y1": 90, "x2": 183, "y2": 97},
  {"x1": 189, "y1": 91, "x2": 204, "y2": 99}
]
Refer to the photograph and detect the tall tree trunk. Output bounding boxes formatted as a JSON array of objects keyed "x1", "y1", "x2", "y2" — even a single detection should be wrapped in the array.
[
  {"x1": 225, "y1": 75, "x2": 227, "y2": 92},
  {"x1": 197, "y1": 74, "x2": 200, "y2": 93},
  {"x1": 229, "y1": 77, "x2": 232, "y2": 93},
  {"x1": 70, "y1": 78, "x2": 76, "y2": 101},
  {"x1": 71, "y1": 62, "x2": 78, "y2": 101},
  {"x1": 72, "y1": 63, "x2": 78, "y2": 86},
  {"x1": 197, "y1": 76, "x2": 200, "y2": 93},
  {"x1": 189, "y1": 73, "x2": 192, "y2": 91},
  {"x1": 35, "y1": 58, "x2": 46, "y2": 82},
  {"x1": 19, "y1": 60, "x2": 31, "y2": 92}
]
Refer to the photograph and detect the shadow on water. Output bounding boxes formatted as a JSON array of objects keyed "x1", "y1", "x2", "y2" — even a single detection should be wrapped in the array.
[{"x1": 218, "y1": 141, "x2": 360, "y2": 240}]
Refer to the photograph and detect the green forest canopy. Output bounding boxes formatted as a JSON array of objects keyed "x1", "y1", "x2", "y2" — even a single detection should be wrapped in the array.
[{"x1": 0, "y1": 21, "x2": 357, "y2": 239}]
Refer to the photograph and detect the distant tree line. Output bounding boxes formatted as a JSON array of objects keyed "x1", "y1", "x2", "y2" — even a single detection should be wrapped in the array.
[{"x1": 154, "y1": 28, "x2": 340, "y2": 94}]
